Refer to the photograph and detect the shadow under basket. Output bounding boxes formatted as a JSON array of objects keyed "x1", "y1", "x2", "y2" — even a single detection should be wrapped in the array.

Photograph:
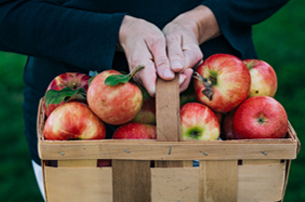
[{"x1": 37, "y1": 76, "x2": 300, "y2": 202}]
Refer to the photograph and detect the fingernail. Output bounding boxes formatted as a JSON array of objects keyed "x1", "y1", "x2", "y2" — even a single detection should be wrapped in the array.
[
  {"x1": 162, "y1": 69, "x2": 174, "y2": 78},
  {"x1": 179, "y1": 74, "x2": 186, "y2": 84},
  {"x1": 172, "y1": 60, "x2": 184, "y2": 71}
]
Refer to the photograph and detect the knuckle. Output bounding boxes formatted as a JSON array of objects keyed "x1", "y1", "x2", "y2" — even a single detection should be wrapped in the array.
[
  {"x1": 166, "y1": 33, "x2": 181, "y2": 43},
  {"x1": 155, "y1": 56, "x2": 170, "y2": 69}
]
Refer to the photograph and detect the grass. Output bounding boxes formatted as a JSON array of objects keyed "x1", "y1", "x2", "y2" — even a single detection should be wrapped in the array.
[{"x1": 0, "y1": 0, "x2": 304, "y2": 201}]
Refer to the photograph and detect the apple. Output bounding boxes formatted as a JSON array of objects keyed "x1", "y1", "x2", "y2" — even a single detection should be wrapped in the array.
[
  {"x1": 194, "y1": 53, "x2": 251, "y2": 113},
  {"x1": 233, "y1": 96, "x2": 288, "y2": 139},
  {"x1": 43, "y1": 72, "x2": 91, "y2": 117},
  {"x1": 132, "y1": 96, "x2": 156, "y2": 125},
  {"x1": 43, "y1": 102, "x2": 106, "y2": 140},
  {"x1": 87, "y1": 70, "x2": 143, "y2": 125},
  {"x1": 180, "y1": 102, "x2": 220, "y2": 140},
  {"x1": 214, "y1": 111, "x2": 223, "y2": 125},
  {"x1": 221, "y1": 110, "x2": 237, "y2": 140},
  {"x1": 243, "y1": 59, "x2": 277, "y2": 97},
  {"x1": 97, "y1": 159, "x2": 112, "y2": 167},
  {"x1": 112, "y1": 122, "x2": 156, "y2": 139}
]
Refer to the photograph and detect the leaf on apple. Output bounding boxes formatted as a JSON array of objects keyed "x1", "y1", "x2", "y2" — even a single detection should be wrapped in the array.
[
  {"x1": 104, "y1": 65, "x2": 144, "y2": 86},
  {"x1": 44, "y1": 87, "x2": 86, "y2": 109}
]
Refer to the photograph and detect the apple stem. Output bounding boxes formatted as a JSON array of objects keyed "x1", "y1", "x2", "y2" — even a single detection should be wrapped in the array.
[
  {"x1": 244, "y1": 61, "x2": 255, "y2": 70},
  {"x1": 193, "y1": 72, "x2": 214, "y2": 101},
  {"x1": 129, "y1": 65, "x2": 145, "y2": 80}
]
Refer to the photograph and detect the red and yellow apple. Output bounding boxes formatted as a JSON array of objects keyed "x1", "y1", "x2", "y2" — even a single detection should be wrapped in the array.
[
  {"x1": 43, "y1": 102, "x2": 106, "y2": 140},
  {"x1": 180, "y1": 102, "x2": 220, "y2": 140},
  {"x1": 112, "y1": 122, "x2": 156, "y2": 139},
  {"x1": 87, "y1": 70, "x2": 143, "y2": 125},
  {"x1": 233, "y1": 96, "x2": 288, "y2": 139},
  {"x1": 194, "y1": 54, "x2": 251, "y2": 113},
  {"x1": 43, "y1": 72, "x2": 91, "y2": 117},
  {"x1": 243, "y1": 59, "x2": 277, "y2": 97},
  {"x1": 132, "y1": 96, "x2": 156, "y2": 125}
]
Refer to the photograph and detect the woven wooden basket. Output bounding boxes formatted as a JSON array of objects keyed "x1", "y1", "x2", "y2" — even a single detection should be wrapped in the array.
[{"x1": 37, "y1": 76, "x2": 300, "y2": 202}]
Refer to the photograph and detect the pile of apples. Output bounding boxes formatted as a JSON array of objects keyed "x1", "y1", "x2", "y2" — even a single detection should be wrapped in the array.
[{"x1": 42, "y1": 53, "x2": 288, "y2": 143}]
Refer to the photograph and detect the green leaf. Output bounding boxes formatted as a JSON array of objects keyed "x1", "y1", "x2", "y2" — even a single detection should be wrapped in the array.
[
  {"x1": 104, "y1": 65, "x2": 145, "y2": 86},
  {"x1": 104, "y1": 74, "x2": 130, "y2": 86},
  {"x1": 44, "y1": 87, "x2": 86, "y2": 108}
]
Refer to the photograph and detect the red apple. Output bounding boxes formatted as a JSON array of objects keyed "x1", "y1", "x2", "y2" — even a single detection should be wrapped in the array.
[
  {"x1": 194, "y1": 54, "x2": 251, "y2": 113},
  {"x1": 243, "y1": 59, "x2": 277, "y2": 97},
  {"x1": 97, "y1": 159, "x2": 112, "y2": 167},
  {"x1": 180, "y1": 102, "x2": 220, "y2": 140},
  {"x1": 132, "y1": 96, "x2": 156, "y2": 125},
  {"x1": 221, "y1": 110, "x2": 237, "y2": 140},
  {"x1": 43, "y1": 72, "x2": 91, "y2": 117},
  {"x1": 87, "y1": 70, "x2": 143, "y2": 125},
  {"x1": 43, "y1": 102, "x2": 106, "y2": 140},
  {"x1": 233, "y1": 96, "x2": 288, "y2": 139},
  {"x1": 112, "y1": 122, "x2": 156, "y2": 139},
  {"x1": 214, "y1": 111, "x2": 223, "y2": 125}
]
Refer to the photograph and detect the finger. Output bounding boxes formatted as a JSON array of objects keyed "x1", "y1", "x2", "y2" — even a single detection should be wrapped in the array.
[
  {"x1": 182, "y1": 43, "x2": 203, "y2": 70},
  {"x1": 139, "y1": 60, "x2": 157, "y2": 97},
  {"x1": 146, "y1": 36, "x2": 174, "y2": 80},
  {"x1": 166, "y1": 33, "x2": 185, "y2": 72},
  {"x1": 127, "y1": 42, "x2": 157, "y2": 97},
  {"x1": 179, "y1": 68, "x2": 194, "y2": 93}
]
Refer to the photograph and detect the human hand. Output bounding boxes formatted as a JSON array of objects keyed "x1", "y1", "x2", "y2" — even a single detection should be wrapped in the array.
[
  {"x1": 162, "y1": 5, "x2": 221, "y2": 88},
  {"x1": 118, "y1": 15, "x2": 193, "y2": 96}
]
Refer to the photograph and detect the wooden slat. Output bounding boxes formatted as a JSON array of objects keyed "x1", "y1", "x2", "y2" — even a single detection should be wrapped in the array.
[
  {"x1": 44, "y1": 166, "x2": 112, "y2": 202},
  {"x1": 237, "y1": 160, "x2": 286, "y2": 201},
  {"x1": 156, "y1": 75, "x2": 183, "y2": 168},
  {"x1": 151, "y1": 167, "x2": 200, "y2": 201},
  {"x1": 199, "y1": 160, "x2": 238, "y2": 202},
  {"x1": 112, "y1": 160, "x2": 151, "y2": 202},
  {"x1": 57, "y1": 159, "x2": 97, "y2": 167},
  {"x1": 156, "y1": 75, "x2": 180, "y2": 141},
  {"x1": 39, "y1": 139, "x2": 298, "y2": 160}
]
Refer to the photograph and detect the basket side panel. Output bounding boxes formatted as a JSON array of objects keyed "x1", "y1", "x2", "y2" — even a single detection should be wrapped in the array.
[
  {"x1": 44, "y1": 166, "x2": 112, "y2": 202},
  {"x1": 199, "y1": 160, "x2": 238, "y2": 202},
  {"x1": 237, "y1": 160, "x2": 286, "y2": 202},
  {"x1": 151, "y1": 167, "x2": 199, "y2": 202}
]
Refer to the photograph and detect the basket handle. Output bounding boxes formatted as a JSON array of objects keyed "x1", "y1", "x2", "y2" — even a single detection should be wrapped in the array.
[{"x1": 156, "y1": 74, "x2": 181, "y2": 141}]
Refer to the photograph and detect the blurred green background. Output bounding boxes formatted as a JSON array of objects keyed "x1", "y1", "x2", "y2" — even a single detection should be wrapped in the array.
[{"x1": 0, "y1": 0, "x2": 304, "y2": 201}]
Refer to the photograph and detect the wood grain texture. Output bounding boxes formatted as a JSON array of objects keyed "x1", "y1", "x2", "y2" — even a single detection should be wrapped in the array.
[
  {"x1": 199, "y1": 160, "x2": 238, "y2": 202},
  {"x1": 155, "y1": 76, "x2": 184, "y2": 168},
  {"x1": 156, "y1": 75, "x2": 180, "y2": 141},
  {"x1": 112, "y1": 160, "x2": 151, "y2": 202}
]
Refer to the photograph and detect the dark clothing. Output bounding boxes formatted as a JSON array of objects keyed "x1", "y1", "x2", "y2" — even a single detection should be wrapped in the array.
[{"x1": 0, "y1": 0, "x2": 289, "y2": 165}]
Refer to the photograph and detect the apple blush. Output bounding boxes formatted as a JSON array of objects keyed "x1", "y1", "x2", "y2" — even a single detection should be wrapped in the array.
[
  {"x1": 194, "y1": 53, "x2": 251, "y2": 113},
  {"x1": 43, "y1": 102, "x2": 106, "y2": 140},
  {"x1": 233, "y1": 96, "x2": 288, "y2": 139},
  {"x1": 180, "y1": 102, "x2": 220, "y2": 140},
  {"x1": 87, "y1": 70, "x2": 143, "y2": 125}
]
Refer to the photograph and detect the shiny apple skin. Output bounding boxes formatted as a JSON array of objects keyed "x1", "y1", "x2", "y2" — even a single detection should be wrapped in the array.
[
  {"x1": 87, "y1": 70, "x2": 143, "y2": 125},
  {"x1": 194, "y1": 54, "x2": 251, "y2": 113},
  {"x1": 43, "y1": 102, "x2": 106, "y2": 140},
  {"x1": 180, "y1": 102, "x2": 220, "y2": 140},
  {"x1": 233, "y1": 96, "x2": 288, "y2": 139}
]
